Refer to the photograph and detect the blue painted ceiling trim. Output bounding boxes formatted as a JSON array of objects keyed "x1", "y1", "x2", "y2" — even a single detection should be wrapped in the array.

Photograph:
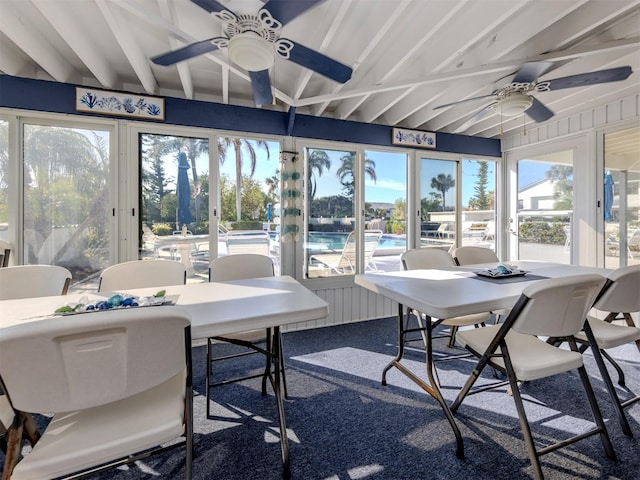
[{"x1": 0, "y1": 75, "x2": 501, "y2": 157}]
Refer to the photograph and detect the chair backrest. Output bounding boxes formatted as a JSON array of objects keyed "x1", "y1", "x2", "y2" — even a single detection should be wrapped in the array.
[
  {"x1": 225, "y1": 230, "x2": 271, "y2": 256},
  {"x1": 594, "y1": 264, "x2": 640, "y2": 314},
  {"x1": 401, "y1": 248, "x2": 455, "y2": 270},
  {"x1": 509, "y1": 274, "x2": 605, "y2": 337},
  {"x1": 337, "y1": 230, "x2": 382, "y2": 272},
  {"x1": 452, "y1": 246, "x2": 499, "y2": 265},
  {"x1": 0, "y1": 265, "x2": 71, "y2": 300},
  {"x1": 98, "y1": 259, "x2": 186, "y2": 292},
  {"x1": 0, "y1": 306, "x2": 190, "y2": 413},
  {"x1": 209, "y1": 254, "x2": 274, "y2": 282}
]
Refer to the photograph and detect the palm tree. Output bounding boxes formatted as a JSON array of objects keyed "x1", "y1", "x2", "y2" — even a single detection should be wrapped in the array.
[
  {"x1": 307, "y1": 150, "x2": 331, "y2": 201},
  {"x1": 545, "y1": 164, "x2": 573, "y2": 210},
  {"x1": 336, "y1": 152, "x2": 376, "y2": 197},
  {"x1": 218, "y1": 137, "x2": 270, "y2": 221},
  {"x1": 430, "y1": 173, "x2": 455, "y2": 211},
  {"x1": 265, "y1": 172, "x2": 279, "y2": 204},
  {"x1": 22, "y1": 125, "x2": 110, "y2": 264}
]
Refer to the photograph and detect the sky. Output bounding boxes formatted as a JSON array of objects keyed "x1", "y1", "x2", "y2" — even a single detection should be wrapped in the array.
[
  {"x1": 179, "y1": 141, "x2": 550, "y2": 208},
  {"x1": 216, "y1": 146, "x2": 501, "y2": 207}
]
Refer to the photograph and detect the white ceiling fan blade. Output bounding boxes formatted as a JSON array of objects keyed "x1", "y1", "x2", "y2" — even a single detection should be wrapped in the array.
[{"x1": 453, "y1": 103, "x2": 497, "y2": 134}]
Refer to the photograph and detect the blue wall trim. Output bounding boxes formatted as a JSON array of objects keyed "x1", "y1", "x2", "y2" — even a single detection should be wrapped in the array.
[{"x1": 0, "y1": 75, "x2": 501, "y2": 157}]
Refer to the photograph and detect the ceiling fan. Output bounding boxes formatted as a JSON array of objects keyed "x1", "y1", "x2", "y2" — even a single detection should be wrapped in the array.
[
  {"x1": 151, "y1": 0, "x2": 353, "y2": 106},
  {"x1": 433, "y1": 61, "x2": 633, "y2": 133}
]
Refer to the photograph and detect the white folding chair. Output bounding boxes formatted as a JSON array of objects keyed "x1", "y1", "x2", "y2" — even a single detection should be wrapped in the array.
[
  {"x1": 401, "y1": 248, "x2": 491, "y2": 349},
  {"x1": 574, "y1": 264, "x2": 640, "y2": 435},
  {"x1": 0, "y1": 265, "x2": 71, "y2": 473},
  {"x1": 0, "y1": 265, "x2": 71, "y2": 301},
  {"x1": 206, "y1": 254, "x2": 287, "y2": 418},
  {"x1": 451, "y1": 245, "x2": 499, "y2": 266},
  {"x1": 451, "y1": 274, "x2": 615, "y2": 480},
  {"x1": 0, "y1": 306, "x2": 193, "y2": 480},
  {"x1": 98, "y1": 259, "x2": 186, "y2": 292}
]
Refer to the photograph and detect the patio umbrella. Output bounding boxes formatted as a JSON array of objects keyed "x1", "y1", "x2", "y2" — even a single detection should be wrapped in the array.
[
  {"x1": 176, "y1": 151, "x2": 193, "y2": 226},
  {"x1": 604, "y1": 171, "x2": 614, "y2": 222}
]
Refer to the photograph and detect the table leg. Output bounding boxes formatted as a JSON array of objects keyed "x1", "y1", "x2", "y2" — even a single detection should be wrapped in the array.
[
  {"x1": 272, "y1": 327, "x2": 291, "y2": 479},
  {"x1": 175, "y1": 244, "x2": 194, "y2": 276},
  {"x1": 382, "y1": 304, "x2": 464, "y2": 459}
]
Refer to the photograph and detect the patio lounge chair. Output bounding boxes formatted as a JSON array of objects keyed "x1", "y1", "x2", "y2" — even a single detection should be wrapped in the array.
[
  {"x1": 607, "y1": 228, "x2": 640, "y2": 259},
  {"x1": 225, "y1": 230, "x2": 271, "y2": 256},
  {"x1": 309, "y1": 230, "x2": 382, "y2": 275}
]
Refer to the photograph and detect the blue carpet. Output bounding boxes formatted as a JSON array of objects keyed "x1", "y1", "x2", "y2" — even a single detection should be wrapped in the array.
[{"x1": 10, "y1": 317, "x2": 640, "y2": 479}]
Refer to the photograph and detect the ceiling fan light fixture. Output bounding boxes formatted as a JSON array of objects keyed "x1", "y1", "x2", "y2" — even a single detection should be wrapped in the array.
[
  {"x1": 498, "y1": 93, "x2": 533, "y2": 116},
  {"x1": 228, "y1": 33, "x2": 274, "y2": 71}
]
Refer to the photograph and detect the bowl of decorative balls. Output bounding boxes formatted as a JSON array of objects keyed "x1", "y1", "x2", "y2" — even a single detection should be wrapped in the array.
[{"x1": 54, "y1": 290, "x2": 174, "y2": 315}]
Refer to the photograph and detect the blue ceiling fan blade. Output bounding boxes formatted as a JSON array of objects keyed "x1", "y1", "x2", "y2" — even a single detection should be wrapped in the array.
[
  {"x1": 512, "y1": 61, "x2": 554, "y2": 84},
  {"x1": 249, "y1": 69, "x2": 273, "y2": 105},
  {"x1": 525, "y1": 96, "x2": 554, "y2": 122},
  {"x1": 191, "y1": 0, "x2": 228, "y2": 14},
  {"x1": 545, "y1": 66, "x2": 632, "y2": 90},
  {"x1": 151, "y1": 37, "x2": 224, "y2": 66},
  {"x1": 262, "y1": 0, "x2": 325, "y2": 26},
  {"x1": 285, "y1": 40, "x2": 352, "y2": 83}
]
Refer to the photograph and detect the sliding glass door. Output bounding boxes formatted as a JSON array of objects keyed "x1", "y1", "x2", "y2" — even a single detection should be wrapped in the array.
[
  {"x1": 22, "y1": 122, "x2": 113, "y2": 287},
  {"x1": 139, "y1": 133, "x2": 210, "y2": 281}
]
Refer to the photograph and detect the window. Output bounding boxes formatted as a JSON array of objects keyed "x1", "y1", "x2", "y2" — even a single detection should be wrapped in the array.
[
  {"x1": 217, "y1": 136, "x2": 280, "y2": 271},
  {"x1": 139, "y1": 133, "x2": 210, "y2": 281},
  {"x1": 516, "y1": 151, "x2": 573, "y2": 264},
  {"x1": 305, "y1": 147, "x2": 356, "y2": 278},
  {"x1": 460, "y1": 159, "x2": 496, "y2": 248},
  {"x1": 420, "y1": 158, "x2": 457, "y2": 250},
  {"x1": 0, "y1": 119, "x2": 8, "y2": 248},
  {"x1": 604, "y1": 127, "x2": 640, "y2": 268},
  {"x1": 23, "y1": 123, "x2": 112, "y2": 286},
  {"x1": 364, "y1": 149, "x2": 407, "y2": 273}
]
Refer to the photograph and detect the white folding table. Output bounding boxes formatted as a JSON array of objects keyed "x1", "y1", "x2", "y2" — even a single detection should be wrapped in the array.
[
  {"x1": 355, "y1": 261, "x2": 607, "y2": 459},
  {"x1": 0, "y1": 275, "x2": 328, "y2": 479}
]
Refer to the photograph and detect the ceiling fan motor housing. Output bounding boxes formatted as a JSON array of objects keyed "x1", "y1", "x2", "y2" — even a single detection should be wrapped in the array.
[
  {"x1": 220, "y1": 9, "x2": 282, "y2": 71},
  {"x1": 498, "y1": 93, "x2": 533, "y2": 116}
]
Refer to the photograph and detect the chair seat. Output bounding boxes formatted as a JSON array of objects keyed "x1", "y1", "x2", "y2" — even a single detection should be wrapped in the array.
[
  {"x1": 457, "y1": 324, "x2": 584, "y2": 381},
  {"x1": 213, "y1": 329, "x2": 266, "y2": 343},
  {"x1": 12, "y1": 372, "x2": 186, "y2": 480},
  {"x1": 575, "y1": 316, "x2": 640, "y2": 350},
  {"x1": 440, "y1": 311, "x2": 491, "y2": 327}
]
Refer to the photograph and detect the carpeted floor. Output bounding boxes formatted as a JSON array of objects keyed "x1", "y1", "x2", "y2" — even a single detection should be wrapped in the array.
[{"x1": 11, "y1": 317, "x2": 640, "y2": 479}]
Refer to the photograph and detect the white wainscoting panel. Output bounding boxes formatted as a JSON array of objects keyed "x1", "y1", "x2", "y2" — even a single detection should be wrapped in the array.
[{"x1": 282, "y1": 283, "x2": 396, "y2": 332}]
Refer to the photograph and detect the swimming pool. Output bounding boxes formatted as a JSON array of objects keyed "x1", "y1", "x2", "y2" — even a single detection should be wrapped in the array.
[{"x1": 306, "y1": 232, "x2": 407, "y2": 253}]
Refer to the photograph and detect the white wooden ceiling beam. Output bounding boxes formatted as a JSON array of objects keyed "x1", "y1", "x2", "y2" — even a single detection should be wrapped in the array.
[
  {"x1": 157, "y1": 0, "x2": 194, "y2": 100},
  {"x1": 32, "y1": 0, "x2": 118, "y2": 88},
  {"x1": 292, "y1": 0, "x2": 351, "y2": 101},
  {"x1": 302, "y1": 35, "x2": 638, "y2": 120},
  {"x1": 0, "y1": 0, "x2": 76, "y2": 82},
  {"x1": 96, "y1": 0, "x2": 158, "y2": 95},
  {"x1": 0, "y1": 38, "x2": 33, "y2": 77},
  {"x1": 393, "y1": 0, "x2": 544, "y2": 127},
  {"x1": 317, "y1": 0, "x2": 412, "y2": 118}
]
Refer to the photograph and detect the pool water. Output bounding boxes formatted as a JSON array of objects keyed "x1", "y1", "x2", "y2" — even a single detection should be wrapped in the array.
[{"x1": 306, "y1": 232, "x2": 406, "y2": 250}]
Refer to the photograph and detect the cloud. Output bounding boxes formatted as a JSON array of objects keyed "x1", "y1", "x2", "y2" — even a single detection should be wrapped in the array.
[{"x1": 365, "y1": 179, "x2": 405, "y2": 191}]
